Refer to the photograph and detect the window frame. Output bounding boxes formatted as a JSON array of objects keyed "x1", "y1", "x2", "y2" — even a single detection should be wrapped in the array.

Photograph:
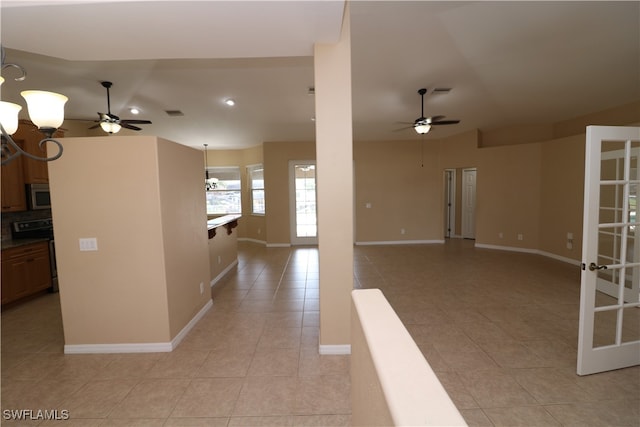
[
  {"x1": 247, "y1": 163, "x2": 265, "y2": 216},
  {"x1": 205, "y1": 166, "x2": 242, "y2": 215}
]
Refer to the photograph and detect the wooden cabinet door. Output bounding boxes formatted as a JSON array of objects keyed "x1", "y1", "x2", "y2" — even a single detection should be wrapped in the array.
[
  {"x1": 1, "y1": 148, "x2": 26, "y2": 212},
  {"x1": 16, "y1": 120, "x2": 50, "y2": 184},
  {"x1": 1, "y1": 242, "x2": 51, "y2": 305}
]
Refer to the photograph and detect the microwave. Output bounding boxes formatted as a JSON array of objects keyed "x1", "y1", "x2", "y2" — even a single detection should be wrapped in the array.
[{"x1": 27, "y1": 183, "x2": 51, "y2": 210}]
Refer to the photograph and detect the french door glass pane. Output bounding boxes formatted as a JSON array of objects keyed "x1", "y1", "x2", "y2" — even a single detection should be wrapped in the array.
[{"x1": 294, "y1": 164, "x2": 316, "y2": 238}]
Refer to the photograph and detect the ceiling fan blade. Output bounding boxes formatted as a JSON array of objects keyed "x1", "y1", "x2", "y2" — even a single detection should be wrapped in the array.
[
  {"x1": 121, "y1": 119, "x2": 152, "y2": 125},
  {"x1": 427, "y1": 115, "x2": 446, "y2": 123},
  {"x1": 88, "y1": 124, "x2": 101, "y2": 129},
  {"x1": 393, "y1": 125, "x2": 415, "y2": 132},
  {"x1": 120, "y1": 123, "x2": 143, "y2": 131},
  {"x1": 430, "y1": 120, "x2": 460, "y2": 125}
]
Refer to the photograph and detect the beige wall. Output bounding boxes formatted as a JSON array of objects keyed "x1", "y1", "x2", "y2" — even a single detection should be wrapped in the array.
[
  {"x1": 476, "y1": 143, "x2": 542, "y2": 249},
  {"x1": 354, "y1": 139, "x2": 442, "y2": 242},
  {"x1": 49, "y1": 136, "x2": 210, "y2": 347},
  {"x1": 157, "y1": 138, "x2": 212, "y2": 338},
  {"x1": 539, "y1": 134, "x2": 585, "y2": 258}
]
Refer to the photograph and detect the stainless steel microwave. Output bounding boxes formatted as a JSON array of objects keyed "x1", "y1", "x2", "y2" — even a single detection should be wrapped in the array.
[{"x1": 27, "y1": 183, "x2": 51, "y2": 210}]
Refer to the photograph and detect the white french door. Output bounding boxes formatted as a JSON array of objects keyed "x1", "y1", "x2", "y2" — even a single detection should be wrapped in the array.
[
  {"x1": 578, "y1": 125, "x2": 640, "y2": 375},
  {"x1": 289, "y1": 161, "x2": 318, "y2": 245}
]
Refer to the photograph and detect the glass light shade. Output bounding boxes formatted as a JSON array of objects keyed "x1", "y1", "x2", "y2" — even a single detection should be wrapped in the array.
[
  {"x1": 414, "y1": 123, "x2": 431, "y2": 134},
  {"x1": 0, "y1": 101, "x2": 23, "y2": 135},
  {"x1": 0, "y1": 76, "x2": 4, "y2": 86},
  {"x1": 100, "y1": 121, "x2": 121, "y2": 134},
  {"x1": 20, "y1": 90, "x2": 68, "y2": 129}
]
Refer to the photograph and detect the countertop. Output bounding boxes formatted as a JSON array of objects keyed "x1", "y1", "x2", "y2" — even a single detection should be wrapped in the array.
[
  {"x1": 207, "y1": 214, "x2": 241, "y2": 230},
  {"x1": 2, "y1": 237, "x2": 50, "y2": 251}
]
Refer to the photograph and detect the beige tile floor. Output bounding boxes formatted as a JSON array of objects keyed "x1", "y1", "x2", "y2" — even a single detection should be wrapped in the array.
[{"x1": 1, "y1": 239, "x2": 639, "y2": 426}]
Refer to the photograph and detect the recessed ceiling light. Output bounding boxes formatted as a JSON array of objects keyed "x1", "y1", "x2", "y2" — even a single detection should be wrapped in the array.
[
  {"x1": 224, "y1": 99, "x2": 235, "y2": 106},
  {"x1": 129, "y1": 107, "x2": 140, "y2": 115}
]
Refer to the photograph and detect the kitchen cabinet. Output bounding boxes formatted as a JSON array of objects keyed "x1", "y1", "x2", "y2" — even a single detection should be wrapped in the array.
[
  {"x1": 1, "y1": 145, "x2": 26, "y2": 212},
  {"x1": 1, "y1": 241, "x2": 52, "y2": 305},
  {"x1": 15, "y1": 120, "x2": 54, "y2": 184}
]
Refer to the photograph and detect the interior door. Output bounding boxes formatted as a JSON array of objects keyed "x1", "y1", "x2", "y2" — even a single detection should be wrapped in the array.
[
  {"x1": 461, "y1": 168, "x2": 476, "y2": 239},
  {"x1": 578, "y1": 125, "x2": 640, "y2": 376},
  {"x1": 289, "y1": 161, "x2": 318, "y2": 245}
]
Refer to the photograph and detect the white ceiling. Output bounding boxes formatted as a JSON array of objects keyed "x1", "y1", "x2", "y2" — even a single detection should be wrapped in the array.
[{"x1": 1, "y1": 1, "x2": 638, "y2": 150}]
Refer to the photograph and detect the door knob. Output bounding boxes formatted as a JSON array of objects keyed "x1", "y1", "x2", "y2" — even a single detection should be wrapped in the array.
[{"x1": 588, "y1": 262, "x2": 607, "y2": 271}]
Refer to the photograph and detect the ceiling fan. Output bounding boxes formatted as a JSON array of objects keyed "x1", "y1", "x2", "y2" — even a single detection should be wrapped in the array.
[
  {"x1": 89, "y1": 81, "x2": 152, "y2": 134},
  {"x1": 398, "y1": 88, "x2": 460, "y2": 134}
]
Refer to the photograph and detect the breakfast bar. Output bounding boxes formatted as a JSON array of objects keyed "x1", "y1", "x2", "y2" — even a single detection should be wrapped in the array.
[{"x1": 207, "y1": 214, "x2": 241, "y2": 291}]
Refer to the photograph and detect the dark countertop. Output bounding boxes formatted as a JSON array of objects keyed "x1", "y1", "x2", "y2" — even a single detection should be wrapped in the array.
[{"x1": 2, "y1": 238, "x2": 50, "y2": 251}]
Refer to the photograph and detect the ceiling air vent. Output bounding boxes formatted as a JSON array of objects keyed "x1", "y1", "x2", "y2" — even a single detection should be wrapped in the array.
[
  {"x1": 307, "y1": 87, "x2": 315, "y2": 96},
  {"x1": 432, "y1": 88, "x2": 452, "y2": 94},
  {"x1": 165, "y1": 110, "x2": 184, "y2": 117}
]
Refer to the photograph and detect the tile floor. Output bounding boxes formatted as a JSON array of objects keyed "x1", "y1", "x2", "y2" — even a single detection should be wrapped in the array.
[{"x1": 1, "y1": 239, "x2": 639, "y2": 426}]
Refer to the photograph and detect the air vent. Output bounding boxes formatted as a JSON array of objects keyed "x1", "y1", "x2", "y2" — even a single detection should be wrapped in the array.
[
  {"x1": 432, "y1": 88, "x2": 452, "y2": 94},
  {"x1": 165, "y1": 110, "x2": 184, "y2": 117},
  {"x1": 307, "y1": 87, "x2": 315, "y2": 95}
]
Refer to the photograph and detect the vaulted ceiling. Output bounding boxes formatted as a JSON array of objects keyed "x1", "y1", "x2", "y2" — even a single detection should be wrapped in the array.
[{"x1": 1, "y1": 1, "x2": 638, "y2": 149}]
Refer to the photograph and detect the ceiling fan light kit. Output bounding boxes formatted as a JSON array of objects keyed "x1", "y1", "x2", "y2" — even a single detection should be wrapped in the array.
[
  {"x1": 0, "y1": 46, "x2": 67, "y2": 165},
  {"x1": 90, "y1": 81, "x2": 152, "y2": 134},
  {"x1": 398, "y1": 87, "x2": 460, "y2": 135}
]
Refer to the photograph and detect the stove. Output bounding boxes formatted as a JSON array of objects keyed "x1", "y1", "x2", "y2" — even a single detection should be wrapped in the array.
[{"x1": 11, "y1": 218, "x2": 54, "y2": 240}]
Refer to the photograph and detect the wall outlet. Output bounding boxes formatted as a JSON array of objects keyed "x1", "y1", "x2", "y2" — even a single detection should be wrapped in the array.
[
  {"x1": 567, "y1": 232, "x2": 573, "y2": 239},
  {"x1": 365, "y1": 202, "x2": 372, "y2": 209},
  {"x1": 499, "y1": 232, "x2": 504, "y2": 239},
  {"x1": 566, "y1": 242, "x2": 573, "y2": 250},
  {"x1": 517, "y1": 234, "x2": 523, "y2": 241},
  {"x1": 257, "y1": 228, "x2": 261, "y2": 235},
  {"x1": 400, "y1": 228, "x2": 406, "y2": 235},
  {"x1": 199, "y1": 282, "x2": 204, "y2": 294},
  {"x1": 79, "y1": 238, "x2": 98, "y2": 251},
  {"x1": 217, "y1": 255, "x2": 222, "y2": 264}
]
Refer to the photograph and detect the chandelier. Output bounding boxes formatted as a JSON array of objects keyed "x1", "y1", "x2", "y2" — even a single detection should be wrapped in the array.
[{"x1": 0, "y1": 46, "x2": 68, "y2": 166}]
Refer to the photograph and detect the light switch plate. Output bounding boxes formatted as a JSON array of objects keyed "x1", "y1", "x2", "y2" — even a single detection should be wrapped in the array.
[{"x1": 79, "y1": 238, "x2": 98, "y2": 251}]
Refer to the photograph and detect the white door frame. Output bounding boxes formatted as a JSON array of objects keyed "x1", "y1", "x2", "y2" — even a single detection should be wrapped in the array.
[
  {"x1": 444, "y1": 169, "x2": 456, "y2": 238},
  {"x1": 461, "y1": 168, "x2": 477, "y2": 239},
  {"x1": 578, "y1": 125, "x2": 640, "y2": 375},
  {"x1": 289, "y1": 160, "x2": 318, "y2": 245}
]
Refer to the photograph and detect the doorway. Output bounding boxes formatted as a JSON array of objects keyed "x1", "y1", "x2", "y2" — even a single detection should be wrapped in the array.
[{"x1": 289, "y1": 161, "x2": 318, "y2": 245}]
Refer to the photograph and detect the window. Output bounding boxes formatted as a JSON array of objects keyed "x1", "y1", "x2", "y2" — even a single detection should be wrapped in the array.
[
  {"x1": 205, "y1": 166, "x2": 241, "y2": 215},
  {"x1": 248, "y1": 164, "x2": 265, "y2": 215}
]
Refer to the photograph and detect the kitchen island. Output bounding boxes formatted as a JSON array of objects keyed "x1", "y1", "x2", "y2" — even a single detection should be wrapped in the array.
[{"x1": 207, "y1": 214, "x2": 241, "y2": 292}]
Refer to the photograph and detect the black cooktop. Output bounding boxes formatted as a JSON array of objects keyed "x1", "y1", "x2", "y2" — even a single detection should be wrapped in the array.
[{"x1": 11, "y1": 218, "x2": 54, "y2": 239}]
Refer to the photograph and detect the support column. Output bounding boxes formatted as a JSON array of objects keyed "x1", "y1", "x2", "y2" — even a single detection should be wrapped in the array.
[{"x1": 314, "y1": 4, "x2": 353, "y2": 354}]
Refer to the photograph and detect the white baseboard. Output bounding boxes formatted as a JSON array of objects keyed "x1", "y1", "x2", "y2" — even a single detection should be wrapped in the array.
[
  {"x1": 474, "y1": 243, "x2": 539, "y2": 254},
  {"x1": 319, "y1": 344, "x2": 351, "y2": 355},
  {"x1": 355, "y1": 239, "x2": 444, "y2": 246},
  {"x1": 238, "y1": 237, "x2": 267, "y2": 245},
  {"x1": 475, "y1": 243, "x2": 581, "y2": 266},
  {"x1": 266, "y1": 242, "x2": 292, "y2": 248},
  {"x1": 169, "y1": 299, "x2": 213, "y2": 349},
  {"x1": 210, "y1": 260, "x2": 239, "y2": 287},
  {"x1": 64, "y1": 299, "x2": 213, "y2": 354}
]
